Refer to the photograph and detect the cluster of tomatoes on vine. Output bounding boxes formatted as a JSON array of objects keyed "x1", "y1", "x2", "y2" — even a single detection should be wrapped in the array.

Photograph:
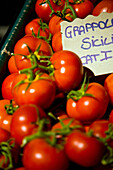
[{"x1": 0, "y1": 0, "x2": 113, "y2": 169}]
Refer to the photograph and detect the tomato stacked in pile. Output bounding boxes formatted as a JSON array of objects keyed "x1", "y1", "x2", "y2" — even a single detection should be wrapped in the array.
[{"x1": 0, "y1": 0, "x2": 113, "y2": 169}]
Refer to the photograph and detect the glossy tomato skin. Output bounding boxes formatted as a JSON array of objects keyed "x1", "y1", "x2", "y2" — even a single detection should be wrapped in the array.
[
  {"x1": 0, "y1": 99, "x2": 13, "y2": 132},
  {"x1": 10, "y1": 104, "x2": 48, "y2": 145},
  {"x1": 65, "y1": 130, "x2": 105, "y2": 167},
  {"x1": 35, "y1": 0, "x2": 65, "y2": 23},
  {"x1": 8, "y1": 55, "x2": 18, "y2": 74},
  {"x1": 22, "y1": 138, "x2": 69, "y2": 170},
  {"x1": 66, "y1": 82, "x2": 109, "y2": 124},
  {"x1": 13, "y1": 35, "x2": 53, "y2": 70},
  {"x1": 104, "y1": 73, "x2": 113, "y2": 105},
  {"x1": 25, "y1": 18, "x2": 50, "y2": 38},
  {"x1": 88, "y1": 119, "x2": 110, "y2": 138},
  {"x1": 52, "y1": 31, "x2": 62, "y2": 52},
  {"x1": 11, "y1": 73, "x2": 56, "y2": 109},
  {"x1": 92, "y1": 0, "x2": 113, "y2": 16},
  {"x1": 50, "y1": 50, "x2": 84, "y2": 92},
  {"x1": 1, "y1": 73, "x2": 18, "y2": 100},
  {"x1": 72, "y1": 0, "x2": 94, "y2": 19}
]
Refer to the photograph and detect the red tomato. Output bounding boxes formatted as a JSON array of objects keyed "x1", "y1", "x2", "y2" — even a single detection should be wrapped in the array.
[
  {"x1": 104, "y1": 73, "x2": 113, "y2": 105},
  {"x1": 49, "y1": 13, "x2": 73, "y2": 36},
  {"x1": 65, "y1": 130, "x2": 105, "y2": 167},
  {"x1": 0, "y1": 99, "x2": 14, "y2": 132},
  {"x1": 72, "y1": 0, "x2": 94, "y2": 19},
  {"x1": 8, "y1": 55, "x2": 18, "y2": 74},
  {"x1": 52, "y1": 31, "x2": 63, "y2": 52},
  {"x1": 22, "y1": 138, "x2": 69, "y2": 170},
  {"x1": 92, "y1": 0, "x2": 113, "y2": 16},
  {"x1": 0, "y1": 127, "x2": 10, "y2": 142},
  {"x1": 15, "y1": 168, "x2": 26, "y2": 170},
  {"x1": 11, "y1": 73, "x2": 56, "y2": 109},
  {"x1": 13, "y1": 35, "x2": 53, "y2": 70},
  {"x1": 88, "y1": 119, "x2": 110, "y2": 138},
  {"x1": 35, "y1": 0, "x2": 65, "y2": 23},
  {"x1": 25, "y1": 18, "x2": 50, "y2": 39},
  {"x1": 10, "y1": 104, "x2": 48, "y2": 145},
  {"x1": 50, "y1": 50, "x2": 84, "y2": 92},
  {"x1": 109, "y1": 110, "x2": 113, "y2": 123},
  {"x1": 1, "y1": 73, "x2": 18, "y2": 100},
  {"x1": 52, "y1": 118, "x2": 85, "y2": 132},
  {"x1": 66, "y1": 82, "x2": 109, "y2": 124}
]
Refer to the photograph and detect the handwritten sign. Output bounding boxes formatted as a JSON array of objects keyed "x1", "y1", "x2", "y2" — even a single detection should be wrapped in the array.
[{"x1": 61, "y1": 12, "x2": 113, "y2": 76}]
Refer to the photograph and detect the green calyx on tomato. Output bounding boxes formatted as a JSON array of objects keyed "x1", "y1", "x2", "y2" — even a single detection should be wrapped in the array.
[
  {"x1": 4, "y1": 100, "x2": 19, "y2": 115},
  {"x1": 99, "y1": 123, "x2": 113, "y2": 166},
  {"x1": 31, "y1": 26, "x2": 52, "y2": 43},
  {"x1": 67, "y1": 74, "x2": 94, "y2": 101},
  {"x1": 21, "y1": 117, "x2": 83, "y2": 149},
  {"x1": 42, "y1": 0, "x2": 77, "y2": 21},
  {"x1": 0, "y1": 138, "x2": 15, "y2": 169}
]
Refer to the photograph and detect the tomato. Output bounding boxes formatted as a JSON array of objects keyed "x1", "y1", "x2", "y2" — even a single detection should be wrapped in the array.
[
  {"x1": 49, "y1": 12, "x2": 73, "y2": 36},
  {"x1": 0, "y1": 99, "x2": 14, "y2": 132},
  {"x1": 13, "y1": 35, "x2": 53, "y2": 70},
  {"x1": 104, "y1": 73, "x2": 113, "y2": 105},
  {"x1": 35, "y1": 0, "x2": 65, "y2": 23},
  {"x1": 8, "y1": 55, "x2": 18, "y2": 74},
  {"x1": 88, "y1": 119, "x2": 111, "y2": 139},
  {"x1": 25, "y1": 18, "x2": 50, "y2": 39},
  {"x1": 64, "y1": 130, "x2": 105, "y2": 167},
  {"x1": 66, "y1": 82, "x2": 109, "y2": 124},
  {"x1": 22, "y1": 138, "x2": 69, "y2": 170},
  {"x1": 15, "y1": 168, "x2": 26, "y2": 170},
  {"x1": 52, "y1": 31, "x2": 63, "y2": 52},
  {"x1": 0, "y1": 127, "x2": 10, "y2": 142},
  {"x1": 11, "y1": 73, "x2": 56, "y2": 109},
  {"x1": 1, "y1": 73, "x2": 18, "y2": 100},
  {"x1": 109, "y1": 110, "x2": 113, "y2": 123},
  {"x1": 72, "y1": 0, "x2": 94, "y2": 19},
  {"x1": 10, "y1": 104, "x2": 48, "y2": 145},
  {"x1": 92, "y1": 0, "x2": 113, "y2": 16},
  {"x1": 52, "y1": 118, "x2": 85, "y2": 132},
  {"x1": 50, "y1": 50, "x2": 84, "y2": 92}
]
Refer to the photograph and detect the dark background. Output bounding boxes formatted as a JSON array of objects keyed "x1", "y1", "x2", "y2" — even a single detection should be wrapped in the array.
[{"x1": 0, "y1": 0, "x2": 26, "y2": 41}]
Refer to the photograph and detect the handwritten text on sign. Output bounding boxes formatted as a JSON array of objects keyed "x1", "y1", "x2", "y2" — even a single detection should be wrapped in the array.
[{"x1": 61, "y1": 12, "x2": 113, "y2": 76}]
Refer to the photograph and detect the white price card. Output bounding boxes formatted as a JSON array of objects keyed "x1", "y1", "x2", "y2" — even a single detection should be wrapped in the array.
[{"x1": 61, "y1": 12, "x2": 113, "y2": 76}]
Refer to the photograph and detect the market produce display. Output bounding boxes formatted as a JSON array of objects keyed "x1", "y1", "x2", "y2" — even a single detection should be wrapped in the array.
[{"x1": 0, "y1": 0, "x2": 113, "y2": 169}]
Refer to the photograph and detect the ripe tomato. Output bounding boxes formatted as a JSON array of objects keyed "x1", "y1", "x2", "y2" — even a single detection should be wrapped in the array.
[
  {"x1": 50, "y1": 50, "x2": 84, "y2": 92},
  {"x1": 109, "y1": 110, "x2": 113, "y2": 123},
  {"x1": 0, "y1": 99, "x2": 14, "y2": 132},
  {"x1": 66, "y1": 82, "x2": 109, "y2": 124},
  {"x1": 10, "y1": 104, "x2": 48, "y2": 145},
  {"x1": 11, "y1": 73, "x2": 56, "y2": 109},
  {"x1": 1, "y1": 73, "x2": 18, "y2": 100},
  {"x1": 8, "y1": 55, "x2": 18, "y2": 74},
  {"x1": 22, "y1": 138, "x2": 69, "y2": 170},
  {"x1": 52, "y1": 31, "x2": 63, "y2": 52},
  {"x1": 25, "y1": 18, "x2": 50, "y2": 39},
  {"x1": 104, "y1": 73, "x2": 113, "y2": 105},
  {"x1": 88, "y1": 119, "x2": 110, "y2": 139},
  {"x1": 65, "y1": 130, "x2": 105, "y2": 167},
  {"x1": 35, "y1": 0, "x2": 65, "y2": 23},
  {"x1": 49, "y1": 13, "x2": 73, "y2": 36},
  {"x1": 52, "y1": 118, "x2": 85, "y2": 132},
  {"x1": 72, "y1": 0, "x2": 94, "y2": 19},
  {"x1": 13, "y1": 35, "x2": 53, "y2": 70},
  {"x1": 0, "y1": 127, "x2": 10, "y2": 142},
  {"x1": 92, "y1": 0, "x2": 113, "y2": 16}
]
